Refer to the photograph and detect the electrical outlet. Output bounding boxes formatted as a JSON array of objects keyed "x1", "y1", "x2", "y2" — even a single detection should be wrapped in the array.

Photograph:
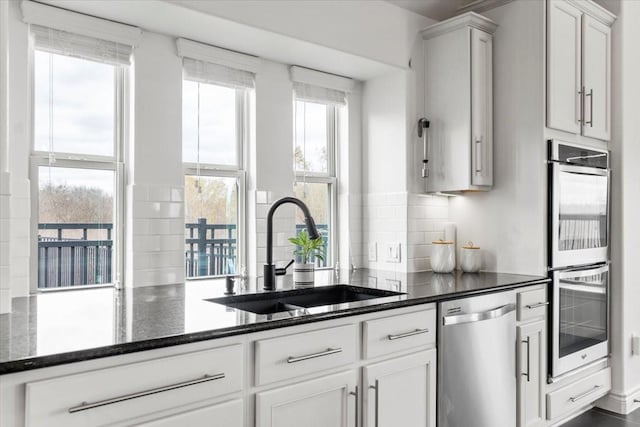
[
  {"x1": 633, "y1": 335, "x2": 640, "y2": 356},
  {"x1": 385, "y1": 279, "x2": 401, "y2": 292},
  {"x1": 368, "y1": 242, "x2": 377, "y2": 262},
  {"x1": 385, "y1": 243, "x2": 401, "y2": 263}
]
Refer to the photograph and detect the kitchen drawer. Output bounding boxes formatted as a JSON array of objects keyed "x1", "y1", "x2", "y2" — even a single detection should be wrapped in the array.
[
  {"x1": 255, "y1": 324, "x2": 357, "y2": 386},
  {"x1": 25, "y1": 344, "x2": 243, "y2": 427},
  {"x1": 517, "y1": 287, "x2": 548, "y2": 322},
  {"x1": 546, "y1": 367, "x2": 611, "y2": 420},
  {"x1": 134, "y1": 399, "x2": 243, "y2": 426},
  {"x1": 363, "y1": 308, "x2": 436, "y2": 359}
]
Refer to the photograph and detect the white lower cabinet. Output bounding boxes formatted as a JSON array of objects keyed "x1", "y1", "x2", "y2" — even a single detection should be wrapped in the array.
[
  {"x1": 134, "y1": 399, "x2": 244, "y2": 427},
  {"x1": 255, "y1": 371, "x2": 358, "y2": 427},
  {"x1": 517, "y1": 320, "x2": 546, "y2": 427},
  {"x1": 24, "y1": 344, "x2": 243, "y2": 427},
  {"x1": 363, "y1": 349, "x2": 437, "y2": 427}
]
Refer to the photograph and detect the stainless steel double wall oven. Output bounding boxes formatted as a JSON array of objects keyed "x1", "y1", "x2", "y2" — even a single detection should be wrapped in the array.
[{"x1": 548, "y1": 140, "x2": 610, "y2": 379}]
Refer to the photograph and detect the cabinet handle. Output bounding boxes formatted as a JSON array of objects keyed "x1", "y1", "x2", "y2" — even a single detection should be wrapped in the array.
[
  {"x1": 349, "y1": 386, "x2": 359, "y2": 427},
  {"x1": 569, "y1": 385, "x2": 601, "y2": 403},
  {"x1": 68, "y1": 373, "x2": 225, "y2": 413},
  {"x1": 585, "y1": 89, "x2": 594, "y2": 127},
  {"x1": 387, "y1": 328, "x2": 429, "y2": 341},
  {"x1": 370, "y1": 381, "x2": 379, "y2": 427},
  {"x1": 475, "y1": 136, "x2": 482, "y2": 173},
  {"x1": 287, "y1": 347, "x2": 342, "y2": 364},
  {"x1": 522, "y1": 337, "x2": 531, "y2": 382},
  {"x1": 525, "y1": 301, "x2": 549, "y2": 309},
  {"x1": 578, "y1": 87, "x2": 585, "y2": 124}
]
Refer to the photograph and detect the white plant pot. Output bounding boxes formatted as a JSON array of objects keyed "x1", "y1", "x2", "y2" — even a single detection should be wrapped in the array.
[{"x1": 294, "y1": 263, "x2": 315, "y2": 287}]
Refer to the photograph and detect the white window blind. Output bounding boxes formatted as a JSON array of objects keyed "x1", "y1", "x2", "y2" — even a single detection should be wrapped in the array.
[
  {"x1": 293, "y1": 82, "x2": 346, "y2": 106},
  {"x1": 31, "y1": 24, "x2": 133, "y2": 66},
  {"x1": 183, "y1": 57, "x2": 255, "y2": 90},
  {"x1": 290, "y1": 65, "x2": 355, "y2": 106}
]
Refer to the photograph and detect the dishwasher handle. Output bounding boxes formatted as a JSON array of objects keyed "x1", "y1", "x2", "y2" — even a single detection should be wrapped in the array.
[{"x1": 443, "y1": 303, "x2": 516, "y2": 326}]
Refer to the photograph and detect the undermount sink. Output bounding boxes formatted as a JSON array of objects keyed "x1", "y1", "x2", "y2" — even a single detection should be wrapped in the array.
[{"x1": 206, "y1": 285, "x2": 403, "y2": 315}]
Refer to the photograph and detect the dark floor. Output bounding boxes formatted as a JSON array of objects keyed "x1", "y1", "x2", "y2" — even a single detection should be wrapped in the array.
[{"x1": 563, "y1": 407, "x2": 640, "y2": 427}]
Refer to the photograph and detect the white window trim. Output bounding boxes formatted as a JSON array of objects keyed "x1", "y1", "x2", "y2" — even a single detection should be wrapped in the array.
[
  {"x1": 182, "y1": 85, "x2": 248, "y2": 280},
  {"x1": 28, "y1": 54, "x2": 128, "y2": 293},
  {"x1": 294, "y1": 103, "x2": 339, "y2": 269}
]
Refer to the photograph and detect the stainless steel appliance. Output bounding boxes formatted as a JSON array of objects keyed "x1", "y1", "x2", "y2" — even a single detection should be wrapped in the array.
[
  {"x1": 551, "y1": 264, "x2": 609, "y2": 378},
  {"x1": 549, "y1": 140, "x2": 609, "y2": 269},
  {"x1": 438, "y1": 291, "x2": 516, "y2": 427},
  {"x1": 548, "y1": 139, "x2": 610, "y2": 379}
]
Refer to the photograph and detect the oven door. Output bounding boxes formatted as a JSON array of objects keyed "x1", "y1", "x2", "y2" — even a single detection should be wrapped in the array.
[
  {"x1": 552, "y1": 264, "x2": 609, "y2": 378},
  {"x1": 550, "y1": 163, "x2": 609, "y2": 269}
]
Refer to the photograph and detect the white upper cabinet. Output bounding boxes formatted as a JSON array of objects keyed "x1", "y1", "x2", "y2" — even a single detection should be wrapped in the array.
[
  {"x1": 582, "y1": 15, "x2": 611, "y2": 140},
  {"x1": 547, "y1": 1, "x2": 582, "y2": 135},
  {"x1": 422, "y1": 13, "x2": 497, "y2": 193},
  {"x1": 547, "y1": 0, "x2": 614, "y2": 141}
]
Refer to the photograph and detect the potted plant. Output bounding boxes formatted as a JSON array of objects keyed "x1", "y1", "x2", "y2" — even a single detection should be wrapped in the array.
[{"x1": 288, "y1": 229, "x2": 325, "y2": 286}]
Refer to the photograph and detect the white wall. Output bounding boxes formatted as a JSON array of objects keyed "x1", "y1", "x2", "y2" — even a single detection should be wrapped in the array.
[
  {"x1": 596, "y1": 0, "x2": 640, "y2": 413},
  {"x1": 449, "y1": 0, "x2": 547, "y2": 275},
  {"x1": 126, "y1": 31, "x2": 185, "y2": 287},
  {"x1": 169, "y1": 0, "x2": 428, "y2": 71},
  {"x1": 0, "y1": 0, "x2": 11, "y2": 312},
  {"x1": 6, "y1": 0, "x2": 31, "y2": 297}
]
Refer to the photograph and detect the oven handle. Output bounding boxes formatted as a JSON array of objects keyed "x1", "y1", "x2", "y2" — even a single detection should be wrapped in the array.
[
  {"x1": 556, "y1": 264, "x2": 609, "y2": 280},
  {"x1": 557, "y1": 163, "x2": 609, "y2": 177}
]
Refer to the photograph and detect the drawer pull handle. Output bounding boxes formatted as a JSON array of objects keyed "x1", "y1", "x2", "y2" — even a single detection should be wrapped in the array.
[
  {"x1": 522, "y1": 337, "x2": 531, "y2": 382},
  {"x1": 525, "y1": 302, "x2": 549, "y2": 309},
  {"x1": 388, "y1": 328, "x2": 430, "y2": 341},
  {"x1": 569, "y1": 385, "x2": 602, "y2": 403},
  {"x1": 370, "y1": 380, "x2": 380, "y2": 427},
  {"x1": 287, "y1": 347, "x2": 342, "y2": 364},
  {"x1": 68, "y1": 373, "x2": 226, "y2": 413},
  {"x1": 349, "y1": 386, "x2": 359, "y2": 427}
]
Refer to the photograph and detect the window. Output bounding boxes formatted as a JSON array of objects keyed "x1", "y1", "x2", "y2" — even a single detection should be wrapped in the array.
[
  {"x1": 182, "y1": 60, "x2": 249, "y2": 279},
  {"x1": 31, "y1": 26, "x2": 129, "y2": 290},
  {"x1": 293, "y1": 100, "x2": 338, "y2": 268}
]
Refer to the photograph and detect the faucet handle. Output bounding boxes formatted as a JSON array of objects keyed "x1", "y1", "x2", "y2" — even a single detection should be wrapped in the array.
[{"x1": 275, "y1": 259, "x2": 295, "y2": 276}]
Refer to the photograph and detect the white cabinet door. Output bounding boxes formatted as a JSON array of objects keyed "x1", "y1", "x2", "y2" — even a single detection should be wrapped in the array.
[
  {"x1": 363, "y1": 349, "x2": 436, "y2": 427},
  {"x1": 471, "y1": 28, "x2": 493, "y2": 187},
  {"x1": 134, "y1": 399, "x2": 243, "y2": 427},
  {"x1": 582, "y1": 14, "x2": 611, "y2": 141},
  {"x1": 547, "y1": 1, "x2": 582, "y2": 134},
  {"x1": 256, "y1": 371, "x2": 357, "y2": 427},
  {"x1": 517, "y1": 321, "x2": 546, "y2": 427}
]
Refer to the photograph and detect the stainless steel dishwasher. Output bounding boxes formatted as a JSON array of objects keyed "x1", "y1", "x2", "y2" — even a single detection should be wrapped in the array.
[{"x1": 438, "y1": 290, "x2": 517, "y2": 427}]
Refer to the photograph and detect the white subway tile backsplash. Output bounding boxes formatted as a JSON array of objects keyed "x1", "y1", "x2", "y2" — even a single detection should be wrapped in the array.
[
  {"x1": 148, "y1": 186, "x2": 171, "y2": 202},
  {"x1": 408, "y1": 231, "x2": 426, "y2": 245},
  {"x1": 171, "y1": 187, "x2": 183, "y2": 202},
  {"x1": 132, "y1": 185, "x2": 149, "y2": 201},
  {"x1": 0, "y1": 242, "x2": 9, "y2": 265}
]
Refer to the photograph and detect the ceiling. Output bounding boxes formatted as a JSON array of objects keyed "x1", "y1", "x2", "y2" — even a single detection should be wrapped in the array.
[{"x1": 385, "y1": 0, "x2": 480, "y2": 21}]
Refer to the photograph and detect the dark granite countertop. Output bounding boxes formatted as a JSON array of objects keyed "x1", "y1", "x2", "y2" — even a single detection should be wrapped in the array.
[{"x1": 0, "y1": 269, "x2": 549, "y2": 375}]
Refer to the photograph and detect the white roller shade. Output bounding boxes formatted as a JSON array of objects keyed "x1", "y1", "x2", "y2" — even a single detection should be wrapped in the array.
[
  {"x1": 183, "y1": 57, "x2": 255, "y2": 90},
  {"x1": 292, "y1": 82, "x2": 346, "y2": 105},
  {"x1": 290, "y1": 66, "x2": 355, "y2": 106},
  {"x1": 31, "y1": 24, "x2": 133, "y2": 66}
]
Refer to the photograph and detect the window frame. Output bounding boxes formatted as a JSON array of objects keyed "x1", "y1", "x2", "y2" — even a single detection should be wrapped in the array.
[
  {"x1": 29, "y1": 51, "x2": 128, "y2": 292},
  {"x1": 294, "y1": 101, "x2": 339, "y2": 269},
  {"x1": 182, "y1": 83, "x2": 248, "y2": 280}
]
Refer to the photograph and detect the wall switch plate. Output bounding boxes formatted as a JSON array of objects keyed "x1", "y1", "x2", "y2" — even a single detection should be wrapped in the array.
[
  {"x1": 368, "y1": 243, "x2": 377, "y2": 262},
  {"x1": 633, "y1": 335, "x2": 640, "y2": 356},
  {"x1": 385, "y1": 279, "x2": 401, "y2": 292},
  {"x1": 385, "y1": 243, "x2": 401, "y2": 263}
]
